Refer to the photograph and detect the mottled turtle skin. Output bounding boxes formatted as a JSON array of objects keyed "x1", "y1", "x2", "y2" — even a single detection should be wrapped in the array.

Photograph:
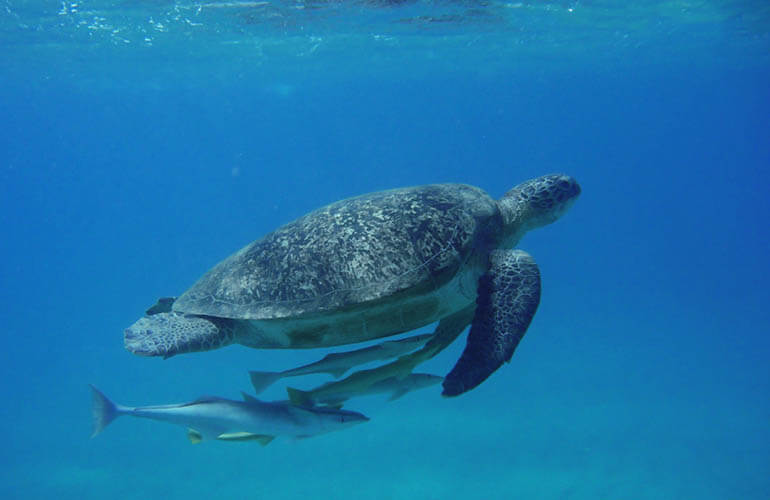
[{"x1": 125, "y1": 174, "x2": 580, "y2": 396}]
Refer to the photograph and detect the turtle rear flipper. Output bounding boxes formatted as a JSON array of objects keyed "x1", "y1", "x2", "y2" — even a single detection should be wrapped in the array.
[
  {"x1": 442, "y1": 249, "x2": 541, "y2": 396},
  {"x1": 145, "y1": 297, "x2": 176, "y2": 316},
  {"x1": 124, "y1": 312, "x2": 234, "y2": 358}
]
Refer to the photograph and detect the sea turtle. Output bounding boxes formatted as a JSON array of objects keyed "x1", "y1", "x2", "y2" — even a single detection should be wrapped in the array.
[{"x1": 125, "y1": 174, "x2": 580, "y2": 396}]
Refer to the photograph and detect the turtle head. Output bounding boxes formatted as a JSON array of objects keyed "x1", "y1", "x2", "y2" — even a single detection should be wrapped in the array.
[{"x1": 498, "y1": 174, "x2": 580, "y2": 246}]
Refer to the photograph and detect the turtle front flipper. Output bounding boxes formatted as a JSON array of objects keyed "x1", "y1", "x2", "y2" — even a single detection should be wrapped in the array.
[
  {"x1": 443, "y1": 249, "x2": 541, "y2": 396},
  {"x1": 124, "y1": 312, "x2": 234, "y2": 359}
]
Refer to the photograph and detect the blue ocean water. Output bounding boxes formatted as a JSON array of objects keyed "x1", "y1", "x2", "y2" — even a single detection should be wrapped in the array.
[{"x1": 1, "y1": 0, "x2": 769, "y2": 498}]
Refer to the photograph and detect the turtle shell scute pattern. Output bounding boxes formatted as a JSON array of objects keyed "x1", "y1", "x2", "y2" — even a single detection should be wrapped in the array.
[{"x1": 174, "y1": 184, "x2": 499, "y2": 319}]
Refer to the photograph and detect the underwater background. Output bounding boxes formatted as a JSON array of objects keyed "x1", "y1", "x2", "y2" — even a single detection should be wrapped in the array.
[{"x1": 1, "y1": 1, "x2": 768, "y2": 498}]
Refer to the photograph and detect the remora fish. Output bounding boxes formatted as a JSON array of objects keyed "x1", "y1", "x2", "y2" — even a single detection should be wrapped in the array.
[
  {"x1": 90, "y1": 385, "x2": 368, "y2": 445},
  {"x1": 249, "y1": 333, "x2": 431, "y2": 393},
  {"x1": 285, "y1": 373, "x2": 443, "y2": 408},
  {"x1": 286, "y1": 308, "x2": 473, "y2": 408}
]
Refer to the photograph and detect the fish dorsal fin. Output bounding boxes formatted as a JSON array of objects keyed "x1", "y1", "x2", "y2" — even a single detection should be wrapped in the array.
[
  {"x1": 187, "y1": 428, "x2": 203, "y2": 444},
  {"x1": 241, "y1": 392, "x2": 259, "y2": 403}
]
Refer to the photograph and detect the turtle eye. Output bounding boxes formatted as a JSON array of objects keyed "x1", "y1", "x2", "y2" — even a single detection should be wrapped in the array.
[{"x1": 548, "y1": 175, "x2": 580, "y2": 204}]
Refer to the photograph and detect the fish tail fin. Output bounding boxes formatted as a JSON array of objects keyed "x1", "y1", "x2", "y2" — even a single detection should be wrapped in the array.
[
  {"x1": 286, "y1": 387, "x2": 315, "y2": 407},
  {"x1": 249, "y1": 371, "x2": 282, "y2": 394},
  {"x1": 89, "y1": 385, "x2": 122, "y2": 438}
]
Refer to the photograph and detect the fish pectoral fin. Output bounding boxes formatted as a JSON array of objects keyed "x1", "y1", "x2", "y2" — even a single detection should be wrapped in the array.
[
  {"x1": 216, "y1": 432, "x2": 275, "y2": 446},
  {"x1": 187, "y1": 428, "x2": 203, "y2": 444}
]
